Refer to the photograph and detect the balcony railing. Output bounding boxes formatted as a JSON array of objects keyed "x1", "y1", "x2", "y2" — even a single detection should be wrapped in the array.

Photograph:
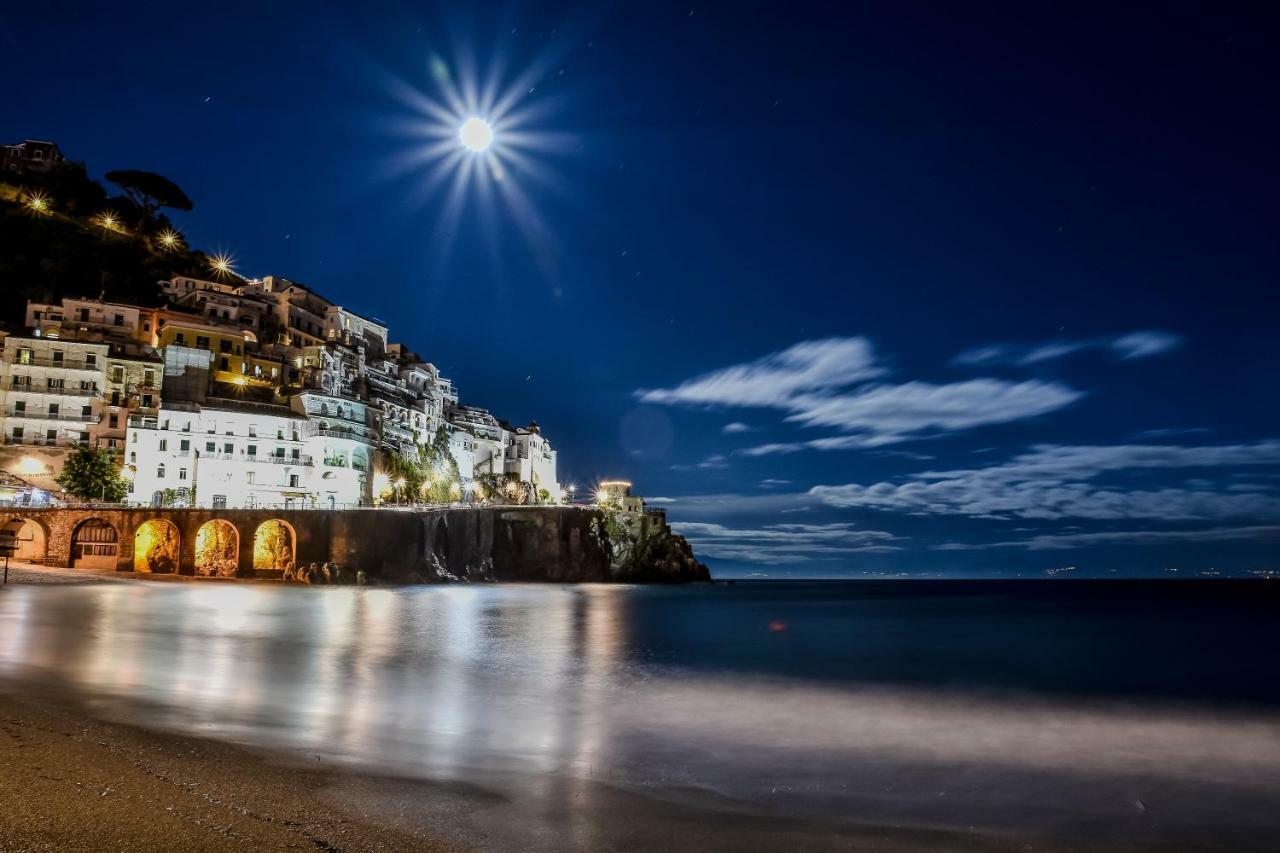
[
  {"x1": 3, "y1": 437, "x2": 89, "y2": 447},
  {"x1": 9, "y1": 382, "x2": 100, "y2": 397},
  {"x1": 8, "y1": 355, "x2": 102, "y2": 371},
  {"x1": 4, "y1": 409, "x2": 97, "y2": 422},
  {"x1": 313, "y1": 425, "x2": 376, "y2": 445}
]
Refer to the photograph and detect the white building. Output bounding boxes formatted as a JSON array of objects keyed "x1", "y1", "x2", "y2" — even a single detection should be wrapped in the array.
[
  {"x1": 291, "y1": 391, "x2": 375, "y2": 508},
  {"x1": 1, "y1": 334, "x2": 106, "y2": 451},
  {"x1": 127, "y1": 402, "x2": 319, "y2": 509}
]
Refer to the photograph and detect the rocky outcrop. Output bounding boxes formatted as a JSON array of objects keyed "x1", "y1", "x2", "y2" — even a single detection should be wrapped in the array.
[{"x1": 388, "y1": 507, "x2": 710, "y2": 585}]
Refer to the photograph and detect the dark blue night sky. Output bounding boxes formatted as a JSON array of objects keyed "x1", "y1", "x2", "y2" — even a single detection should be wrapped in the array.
[{"x1": 4, "y1": 2, "x2": 1278, "y2": 576}]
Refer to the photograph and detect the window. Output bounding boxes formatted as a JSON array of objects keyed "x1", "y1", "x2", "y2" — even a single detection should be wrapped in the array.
[
  {"x1": 291, "y1": 448, "x2": 300, "y2": 460},
  {"x1": 81, "y1": 405, "x2": 92, "y2": 418},
  {"x1": 196, "y1": 336, "x2": 210, "y2": 349},
  {"x1": 247, "y1": 445, "x2": 257, "y2": 456},
  {"x1": 289, "y1": 474, "x2": 300, "y2": 487},
  {"x1": 206, "y1": 442, "x2": 215, "y2": 453},
  {"x1": 158, "y1": 439, "x2": 167, "y2": 451},
  {"x1": 79, "y1": 432, "x2": 89, "y2": 443},
  {"x1": 175, "y1": 333, "x2": 186, "y2": 345},
  {"x1": 141, "y1": 394, "x2": 152, "y2": 408},
  {"x1": 46, "y1": 429, "x2": 57, "y2": 441},
  {"x1": 157, "y1": 464, "x2": 166, "y2": 478},
  {"x1": 11, "y1": 376, "x2": 30, "y2": 388},
  {"x1": 80, "y1": 380, "x2": 93, "y2": 391},
  {"x1": 143, "y1": 369, "x2": 154, "y2": 386},
  {"x1": 178, "y1": 468, "x2": 188, "y2": 481},
  {"x1": 52, "y1": 351, "x2": 63, "y2": 364},
  {"x1": 219, "y1": 357, "x2": 229, "y2": 371},
  {"x1": 17, "y1": 348, "x2": 32, "y2": 364},
  {"x1": 13, "y1": 401, "x2": 24, "y2": 414},
  {"x1": 220, "y1": 340, "x2": 232, "y2": 353},
  {"x1": 248, "y1": 424, "x2": 257, "y2": 437},
  {"x1": 85, "y1": 354, "x2": 96, "y2": 366},
  {"x1": 11, "y1": 427, "x2": 22, "y2": 439},
  {"x1": 48, "y1": 404, "x2": 59, "y2": 417},
  {"x1": 48, "y1": 378, "x2": 63, "y2": 390},
  {"x1": 113, "y1": 313, "x2": 124, "y2": 326},
  {"x1": 223, "y1": 442, "x2": 233, "y2": 454},
  {"x1": 109, "y1": 414, "x2": 118, "y2": 428},
  {"x1": 246, "y1": 471, "x2": 255, "y2": 484},
  {"x1": 129, "y1": 452, "x2": 136, "y2": 463},
  {"x1": 110, "y1": 391, "x2": 121, "y2": 406},
  {"x1": 111, "y1": 366, "x2": 124, "y2": 383},
  {"x1": 179, "y1": 439, "x2": 190, "y2": 452},
  {"x1": 130, "y1": 432, "x2": 137, "y2": 443},
  {"x1": 212, "y1": 495, "x2": 227, "y2": 509}
]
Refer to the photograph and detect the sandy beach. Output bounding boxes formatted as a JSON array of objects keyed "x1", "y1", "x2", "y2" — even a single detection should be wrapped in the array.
[{"x1": 1, "y1": 688, "x2": 1240, "y2": 853}]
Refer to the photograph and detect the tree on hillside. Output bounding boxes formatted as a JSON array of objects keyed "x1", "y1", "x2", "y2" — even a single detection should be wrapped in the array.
[
  {"x1": 105, "y1": 169, "x2": 193, "y2": 224},
  {"x1": 55, "y1": 447, "x2": 128, "y2": 502}
]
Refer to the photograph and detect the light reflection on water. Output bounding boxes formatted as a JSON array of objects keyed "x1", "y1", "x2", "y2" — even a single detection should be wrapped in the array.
[{"x1": 1, "y1": 583, "x2": 1279, "y2": 848}]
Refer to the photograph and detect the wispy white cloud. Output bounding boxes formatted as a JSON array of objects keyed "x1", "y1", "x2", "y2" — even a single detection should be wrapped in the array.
[
  {"x1": 935, "y1": 525, "x2": 1280, "y2": 551},
  {"x1": 953, "y1": 330, "x2": 1182, "y2": 367},
  {"x1": 1110, "y1": 331, "x2": 1182, "y2": 360},
  {"x1": 722, "y1": 421, "x2": 755, "y2": 434},
  {"x1": 641, "y1": 338, "x2": 1083, "y2": 451},
  {"x1": 1136, "y1": 426, "x2": 1212, "y2": 439},
  {"x1": 810, "y1": 441, "x2": 1280, "y2": 521},
  {"x1": 671, "y1": 521, "x2": 902, "y2": 564},
  {"x1": 759, "y1": 478, "x2": 792, "y2": 488},
  {"x1": 671, "y1": 453, "x2": 730, "y2": 471},
  {"x1": 637, "y1": 337, "x2": 883, "y2": 408}
]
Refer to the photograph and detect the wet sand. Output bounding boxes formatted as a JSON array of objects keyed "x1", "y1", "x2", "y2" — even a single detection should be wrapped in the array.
[{"x1": 0, "y1": 691, "x2": 1224, "y2": 852}]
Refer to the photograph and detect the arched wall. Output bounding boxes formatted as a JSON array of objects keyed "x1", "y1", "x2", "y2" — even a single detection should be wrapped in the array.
[
  {"x1": 3, "y1": 517, "x2": 49, "y2": 563},
  {"x1": 253, "y1": 519, "x2": 296, "y2": 571},
  {"x1": 134, "y1": 519, "x2": 180, "y2": 573},
  {"x1": 194, "y1": 520, "x2": 240, "y2": 577},
  {"x1": 71, "y1": 518, "x2": 120, "y2": 570}
]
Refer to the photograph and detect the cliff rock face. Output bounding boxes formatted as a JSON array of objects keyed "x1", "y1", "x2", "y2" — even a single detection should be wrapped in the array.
[{"x1": 397, "y1": 507, "x2": 710, "y2": 584}]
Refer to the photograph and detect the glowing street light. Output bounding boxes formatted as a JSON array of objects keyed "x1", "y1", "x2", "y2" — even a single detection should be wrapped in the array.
[
  {"x1": 209, "y1": 253, "x2": 235, "y2": 278},
  {"x1": 97, "y1": 211, "x2": 119, "y2": 231},
  {"x1": 25, "y1": 191, "x2": 50, "y2": 213},
  {"x1": 458, "y1": 117, "x2": 495, "y2": 153},
  {"x1": 158, "y1": 229, "x2": 181, "y2": 250}
]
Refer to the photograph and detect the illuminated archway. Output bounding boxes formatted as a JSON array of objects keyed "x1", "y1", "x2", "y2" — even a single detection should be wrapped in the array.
[
  {"x1": 134, "y1": 519, "x2": 180, "y2": 573},
  {"x1": 2, "y1": 517, "x2": 48, "y2": 563},
  {"x1": 253, "y1": 519, "x2": 295, "y2": 572},
  {"x1": 195, "y1": 520, "x2": 239, "y2": 577},
  {"x1": 71, "y1": 518, "x2": 119, "y2": 569}
]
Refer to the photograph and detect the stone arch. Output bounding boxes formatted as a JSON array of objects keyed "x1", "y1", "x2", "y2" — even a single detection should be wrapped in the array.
[
  {"x1": 134, "y1": 518, "x2": 180, "y2": 573},
  {"x1": 195, "y1": 519, "x2": 239, "y2": 577},
  {"x1": 70, "y1": 518, "x2": 119, "y2": 569},
  {"x1": 2, "y1": 517, "x2": 49, "y2": 563},
  {"x1": 253, "y1": 519, "x2": 295, "y2": 571}
]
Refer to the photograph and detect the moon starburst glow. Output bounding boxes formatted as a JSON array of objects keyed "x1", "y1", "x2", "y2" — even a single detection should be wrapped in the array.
[{"x1": 374, "y1": 30, "x2": 581, "y2": 279}]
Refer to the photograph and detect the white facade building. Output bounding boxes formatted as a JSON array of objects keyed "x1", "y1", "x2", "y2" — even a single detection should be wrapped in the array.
[{"x1": 127, "y1": 403, "x2": 319, "y2": 509}]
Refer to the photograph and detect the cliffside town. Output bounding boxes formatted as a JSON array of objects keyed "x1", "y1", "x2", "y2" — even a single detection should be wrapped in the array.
[{"x1": 0, "y1": 277, "x2": 560, "y2": 509}]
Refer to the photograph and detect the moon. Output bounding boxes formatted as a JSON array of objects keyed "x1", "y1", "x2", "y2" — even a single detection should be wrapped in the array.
[{"x1": 458, "y1": 117, "x2": 495, "y2": 152}]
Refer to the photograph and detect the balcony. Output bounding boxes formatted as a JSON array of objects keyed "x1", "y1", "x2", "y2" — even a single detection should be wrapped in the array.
[
  {"x1": 4, "y1": 409, "x2": 97, "y2": 422},
  {"x1": 9, "y1": 383, "x2": 100, "y2": 397},
  {"x1": 262, "y1": 454, "x2": 313, "y2": 466},
  {"x1": 313, "y1": 425, "x2": 376, "y2": 445},
  {"x1": 8, "y1": 355, "x2": 102, "y2": 371}
]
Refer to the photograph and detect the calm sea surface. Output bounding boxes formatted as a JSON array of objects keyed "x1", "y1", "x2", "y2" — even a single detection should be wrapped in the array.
[{"x1": 2, "y1": 580, "x2": 1278, "y2": 849}]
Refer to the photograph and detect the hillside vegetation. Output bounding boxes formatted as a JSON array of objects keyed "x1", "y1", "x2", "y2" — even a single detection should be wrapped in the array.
[{"x1": 0, "y1": 160, "x2": 217, "y2": 324}]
